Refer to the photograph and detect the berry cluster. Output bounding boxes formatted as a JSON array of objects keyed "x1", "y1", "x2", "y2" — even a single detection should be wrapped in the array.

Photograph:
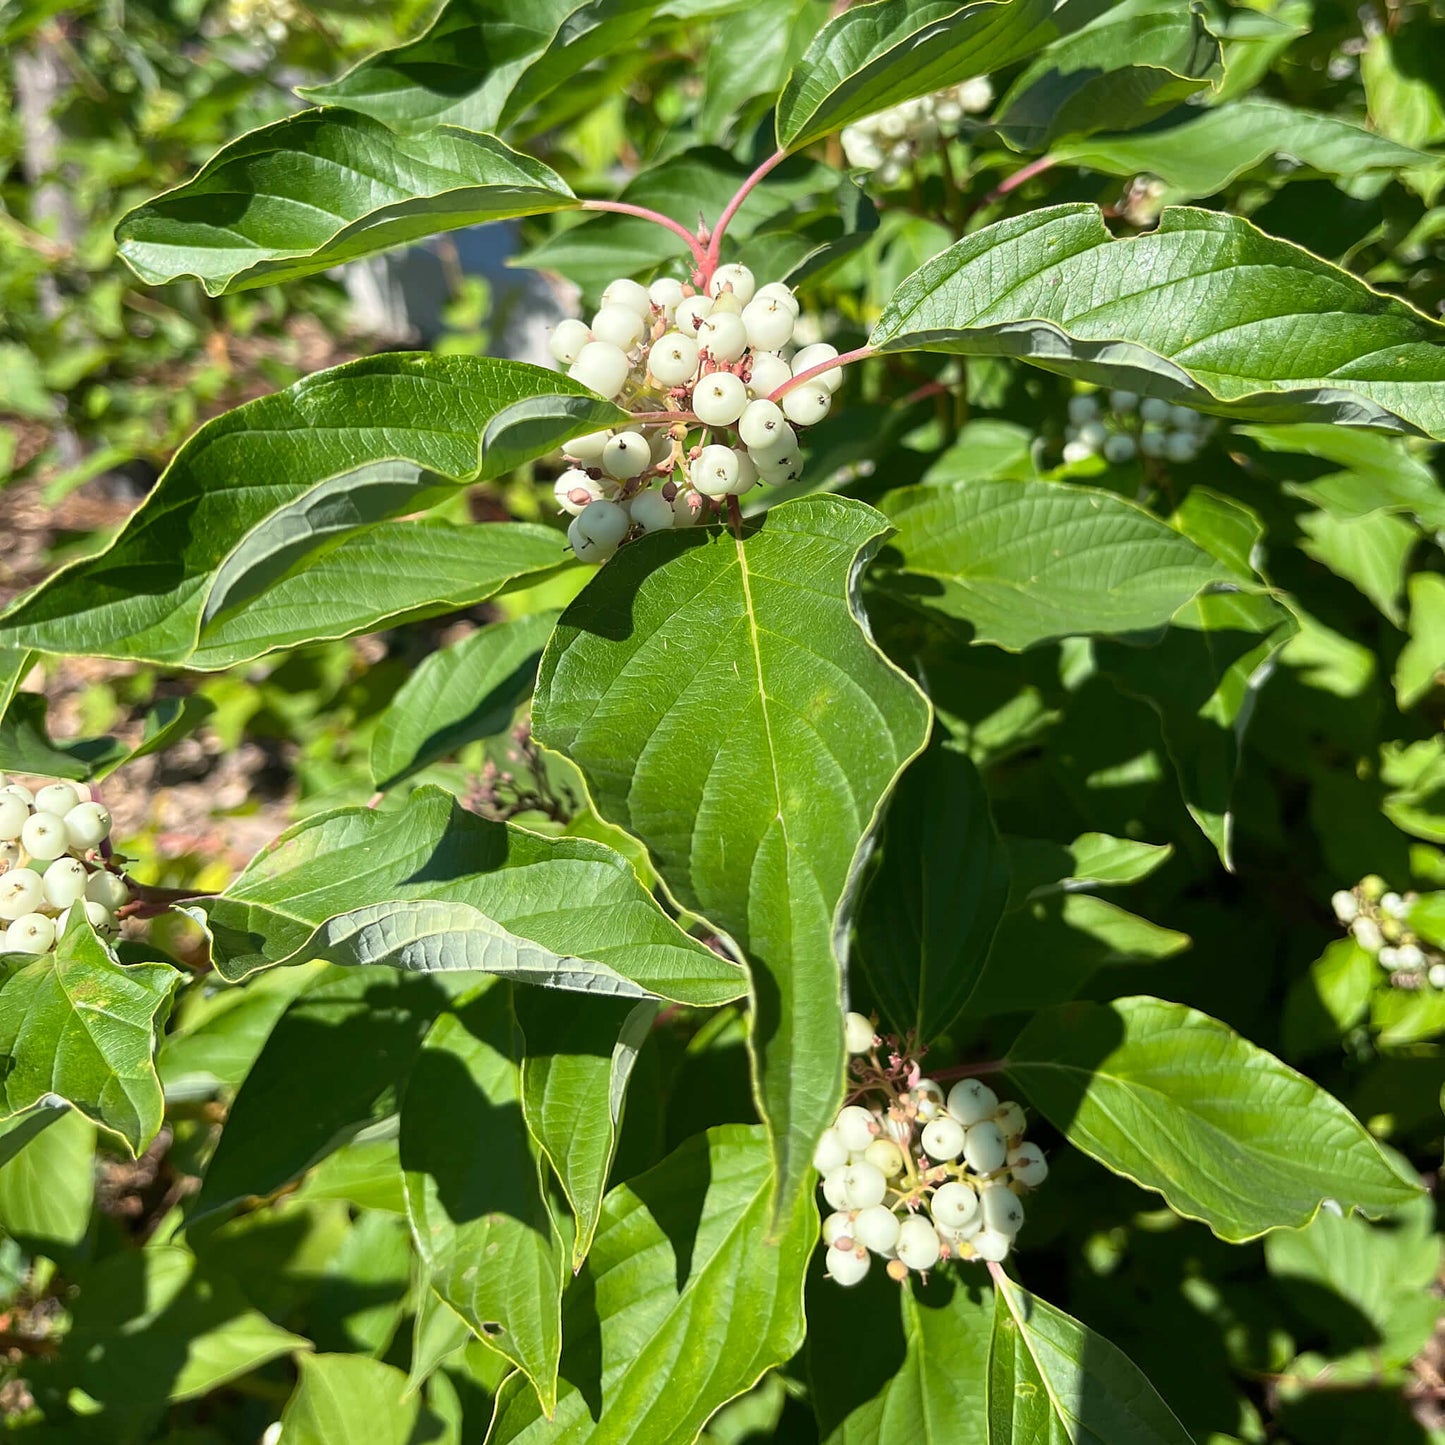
[
  {"x1": 0, "y1": 778, "x2": 128, "y2": 955},
  {"x1": 1062, "y1": 391, "x2": 1216, "y2": 467},
  {"x1": 841, "y1": 79, "x2": 994, "y2": 186},
  {"x1": 548, "y1": 265, "x2": 842, "y2": 562},
  {"x1": 216, "y1": 0, "x2": 298, "y2": 43},
  {"x1": 1333, "y1": 878, "x2": 1445, "y2": 989},
  {"x1": 817, "y1": 1012, "x2": 1047, "y2": 1286}
]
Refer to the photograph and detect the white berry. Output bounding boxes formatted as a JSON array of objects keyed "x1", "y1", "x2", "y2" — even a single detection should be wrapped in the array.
[
  {"x1": 648, "y1": 331, "x2": 700, "y2": 387},
  {"x1": 896, "y1": 1216, "x2": 942, "y2": 1272},
  {"x1": 576, "y1": 499, "x2": 629, "y2": 550},
  {"x1": 5, "y1": 912, "x2": 55, "y2": 954},
  {"x1": 1109, "y1": 389, "x2": 1139, "y2": 412},
  {"x1": 42, "y1": 857, "x2": 89, "y2": 910},
  {"x1": 628, "y1": 490, "x2": 675, "y2": 533},
  {"x1": 0, "y1": 868, "x2": 45, "y2": 920},
  {"x1": 946, "y1": 1079, "x2": 998, "y2": 1125},
  {"x1": 568, "y1": 340, "x2": 631, "y2": 399},
  {"x1": 601, "y1": 431, "x2": 652, "y2": 481},
  {"x1": 753, "y1": 281, "x2": 800, "y2": 315},
  {"x1": 0, "y1": 841, "x2": 19, "y2": 870},
  {"x1": 921, "y1": 1116, "x2": 965, "y2": 1162},
  {"x1": 844, "y1": 1010, "x2": 875, "y2": 1055},
  {"x1": 747, "y1": 351, "x2": 793, "y2": 398},
  {"x1": 648, "y1": 277, "x2": 686, "y2": 314},
  {"x1": 1164, "y1": 431, "x2": 1198, "y2": 464},
  {"x1": 697, "y1": 311, "x2": 749, "y2": 364},
  {"x1": 813, "y1": 1127, "x2": 850, "y2": 1174},
  {"x1": 0, "y1": 785, "x2": 33, "y2": 805},
  {"x1": 590, "y1": 304, "x2": 646, "y2": 351},
  {"x1": 791, "y1": 343, "x2": 843, "y2": 393},
  {"x1": 970, "y1": 1227, "x2": 1012, "y2": 1262},
  {"x1": 1139, "y1": 396, "x2": 1172, "y2": 424},
  {"x1": 781, "y1": 384, "x2": 831, "y2": 427},
  {"x1": 563, "y1": 429, "x2": 612, "y2": 463},
  {"x1": 930, "y1": 1180, "x2": 980, "y2": 1230},
  {"x1": 21, "y1": 812, "x2": 68, "y2": 862},
  {"x1": 674, "y1": 295, "x2": 714, "y2": 332},
  {"x1": 692, "y1": 373, "x2": 748, "y2": 427},
  {"x1": 864, "y1": 1138, "x2": 905, "y2": 1177},
  {"x1": 708, "y1": 263, "x2": 756, "y2": 305},
  {"x1": 63, "y1": 801, "x2": 112, "y2": 851},
  {"x1": 1103, "y1": 433, "x2": 1137, "y2": 464},
  {"x1": 600, "y1": 277, "x2": 651, "y2": 317},
  {"x1": 913, "y1": 1079, "x2": 945, "y2": 1121},
  {"x1": 548, "y1": 317, "x2": 592, "y2": 365},
  {"x1": 738, "y1": 398, "x2": 788, "y2": 451},
  {"x1": 826, "y1": 1243, "x2": 871, "y2": 1286},
  {"x1": 994, "y1": 1101, "x2": 1026, "y2": 1138},
  {"x1": 1067, "y1": 394, "x2": 1100, "y2": 425},
  {"x1": 0, "y1": 795, "x2": 28, "y2": 841},
  {"x1": 741, "y1": 297, "x2": 795, "y2": 352},
  {"x1": 963, "y1": 1121, "x2": 1008, "y2": 1175},
  {"x1": 34, "y1": 782, "x2": 81, "y2": 818},
  {"x1": 691, "y1": 444, "x2": 742, "y2": 499},
  {"x1": 61, "y1": 899, "x2": 116, "y2": 937},
  {"x1": 1008, "y1": 1142, "x2": 1048, "y2": 1187},
  {"x1": 86, "y1": 870, "x2": 130, "y2": 912},
  {"x1": 821, "y1": 1211, "x2": 851, "y2": 1247},
  {"x1": 853, "y1": 1204, "x2": 901, "y2": 1255},
  {"x1": 728, "y1": 448, "x2": 758, "y2": 496},
  {"x1": 554, "y1": 469, "x2": 607, "y2": 516},
  {"x1": 980, "y1": 1184, "x2": 1024, "y2": 1236},
  {"x1": 833, "y1": 1104, "x2": 876, "y2": 1153}
]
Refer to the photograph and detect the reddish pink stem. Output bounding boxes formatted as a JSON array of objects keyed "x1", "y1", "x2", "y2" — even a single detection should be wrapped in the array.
[
  {"x1": 928, "y1": 1058, "x2": 1006, "y2": 1083},
  {"x1": 976, "y1": 155, "x2": 1056, "y2": 214},
  {"x1": 628, "y1": 410, "x2": 700, "y2": 427},
  {"x1": 987, "y1": 1259, "x2": 1010, "y2": 1289},
  {"x1": 581, "y1": 199, "x2": 706, "y2": 265},
  {"x1": 767, "y1": 345, "x2": 876, "y2": 403},
  {"x1": 703, "y1": 148, "x2": 790, "y2": 281}
]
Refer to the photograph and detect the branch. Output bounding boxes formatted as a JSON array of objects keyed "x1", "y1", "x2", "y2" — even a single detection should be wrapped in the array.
[{"x1": 581, "y1": 199, "x2": 707, "y2": 266}]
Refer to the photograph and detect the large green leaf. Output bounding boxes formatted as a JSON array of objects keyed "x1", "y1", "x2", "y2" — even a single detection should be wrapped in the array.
[
  {"x1": 60, "y1": 1245, "x2": 310, "y2": 1409},
  {"x1": 1005, "y1": 997, "x2": 1422, "y2": 1241},
  {"x1": 775, "y1": 0, "x2": 1061, "y2": 151},
  {"x1": 191, "y1": 785, "x2": 744, "y2": 1006},
  {"x1": 876, "y1": 478, "x2": 1232, "y2": 650},
  {"x1": 488, "y1": 1124, "x2": 814, "y2": 1444},
  {"x1": 0, "y1": 917, "x2": 180, "y2": 1155},
  {"x1": 192, "y1": 966, "x2": 453, "y2": 1218},
  {"x1": 0, "y1": 1104, "x2": 94, "y2": 1250},
  {"x1": 1397, "y1": 572, "x2": 1445, "y2": 709},
  {"x1": 371, "y1": 611, "x2": 558, "y2": 789},
  {"x1": 533, "y1": 497, "x2": 931, "y2": 1213},
  {"x1": 116, "y1": 113, "x2": 576, "y2": 293},
  {"x1": 870, "y1": 205, "x2": 1445, "y2": 438},
  {"x1": 402, "y1": 985, "x2": 566, "y2": 1414},
  {"x1": 990, "y1": 1272, "x2": 1194, "y2": 1444},
  {"x1": 854, "y1": 736, "x2": 1010, "y2": 1043},
  {"x1": 996, "y1": 0, "x2": 1221, "y2": 150},
  {"x1": 514, "y1": 988, "x2": 656, "y2": 1269},
  {"x1": 808, "y1": 1269, "x2": 993, "y2": 1444},
  {"x1": 301, "y1": 0, "x2": 659, "y2": 137},
  {"x1": 1054, "y1": 98, "x2": 1438, "y2": 199},
  {"x1": 698, "y1": 0, "x2": 829, "y2": 143},
  {"x1": 280, "y1": 1355, "x2": 425, "y2": 1445},
  {"x1": 0, "y1": 355, "x2": 624, "y2": 666}
]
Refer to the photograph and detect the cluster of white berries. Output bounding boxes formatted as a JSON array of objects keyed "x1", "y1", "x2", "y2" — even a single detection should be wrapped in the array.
[
  {"x1": 1061, "y1": 391, "x2": 1216, "y2": 467},
  {"x1": 818, "y1": 1012, "x2": 1047, "y2": 1286},
  {"x1": 0, "y1": 777, "x2": 128, "y2": 955},
  {"x1": 841, "y1": 79, "x2": 994, "y2": 185},
  {"x1": 1333, "y1": 878, "x2": 1444, "y2": 989},
  {"x1": 216, "y1": 0, "x2": 299, "y2": 42},
  {"x1": 548, "y1": 265, "x2": 844, "y2": 562}
]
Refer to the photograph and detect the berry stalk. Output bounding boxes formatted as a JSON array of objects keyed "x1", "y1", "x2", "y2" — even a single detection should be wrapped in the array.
[{"x1": 580, "y1": 199, "x2": 708, "y2": 266}]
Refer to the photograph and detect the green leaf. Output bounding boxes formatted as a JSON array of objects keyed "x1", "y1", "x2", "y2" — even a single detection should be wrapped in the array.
[
  {"x1": 116, "y1": 113, "x2": 576, "y2": 294},
  {"x1": 488, "y1": 1124, "x2": 814, "y2": 1444},
  {"x1": 192, "y1": 785, "x2": 744, "y2": 1005},
  {"x1": 996, "y1": 0, "x2": 1221, "y2": 150},
  {"x1": 0, "y1": 1105, "x2": 94, "y2": 1250},
  {"x1": 1299, "y1": 507, "x2": 1415, "y2": 625},
  {"x1": 515, "y1": 989, "x2": 656, "y2": 1269},
  {"x1": 876, "y1": 478, "x2": 1232, "y2": 650},
  {"x1": 1282, "y1": 939, "x2": 1374, "y2": 1058},
  {"x1": 533, "y1": 497, "x2": 930, "y2": 1214},
  {"x1": 808, "y1": 1269, "x2": 992, "y2": 1444},
  {"x1": 280, "y1": 1355, "x2": 423, "y2": 1445},
  {"x1": 371, "y1": 611, "x2": 558, "y2": 789},
  {"x1": 1099, "y1": 589, "x2": 1297, "y2": 866},
  {"x1": 990, "y1": 1272, "x2": 1194, "y2": 1444},
  {"x1": 300, "y1": 0, "x2": 659, "y2": 137},
  {"x1": 775, "y1": 0, "x2": 1061, "y2": 151},
  {"x1": 698, "y1": 0, "x2": 829, "y2": 143},
  {"x1": 0, "y1": 691, "x2": 215, "y2": 783},
  {"x1": 0, "y1": 918, "x2": 180, "y2": 1154},
  {"x1": 191, "y1": 518, "x2": 566, "y2": 671},
  {"x1": 1004, "y1": 832, "x2": 1173, "y2": 904},
  {"x1": 0, "y1": 355, "x2": 625, "y2": 666},
  {"x1": 193, "y1": 966, "x2": 453, "y2": 1218},
  {"x1": 62, "y1": 1245, "x2": 310, "y2": 1407},
  {"x1": 402, "y1": 985, "x2": 566, "y2": 1414},
  {"x1": 870, "y1": 204, "x2": 1445, "y2": 438},
  {"x1": 1053, "y1": 98, "x2": 1435, "y2": 198},
  {"x1": 1005, "y1": 996, "x2": 1422, "y2": 1241},
  {"x1": 854, "y1": 736, "x2": 1010, "y2": 1043}
]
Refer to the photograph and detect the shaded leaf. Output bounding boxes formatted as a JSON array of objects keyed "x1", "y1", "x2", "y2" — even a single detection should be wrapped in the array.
[
  {"x1": 515, "y1": 989, "x2": 657, "y2": 1269},
  {"x1": 533, "y1": 497, "x2": 930, "y2": 1214},
  {"x1": 116, "y1": 113, "x2": 576, "y2": 294},
  {"x1": 0, "y1": 917, "x2": 180, "y2": 1154},
  {"x1": 0, "y1": 1105, "x2": 94, "y2": 1250},
  {"x1": 870, "y1": 204, "x2": 1445, "y2": 438},
  {"x1": 1397, "y1": 573, "x2": 1445, "y2": 709},
  {"x1": 192, "y1": 785, "x2": 744, "y2": 1005},
  {"x1": 280, "y1": 1354, "x2": 423, "y2": 1445},
  {"x1": 876, "y1": 477, "x2": 1231, "y2": 650},
  {"x1": 371, "y1": 611, "x2": 557, "y2": 789},
  {"x1": 1006, "y1": 996, "x2": 1422, "y2": 1241},
  {"x1": 990, "y1": 1271, "x2": 1194, "y2": 1444},
  {"x1": 0, "y1": 355, "x2": 625, "y2": 666},
  {"x1": 488, "y1": 1124, "x2": 813, "y2": 1444},
  {"x1": 1053, "y1": 98, "x2": 1434, "y2": 197},
  {"x1": 1003, "y1": 833, "x2": 1173, "y2": 905},
  {"x1": 854, "y1": 736, "x2": 1010, "y2": 1043},
  {"x1": 402, "y1": 985, "x2": 566, "y2": 1414},
  {"x1": 301, "y1": 0, "x2": 659, "y2": 137}
]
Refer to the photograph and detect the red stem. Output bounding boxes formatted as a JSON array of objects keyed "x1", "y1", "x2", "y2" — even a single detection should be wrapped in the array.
[
  {"x1": 581, "y1": 199, "x2": 706, "y2": 265},
  {"x1": 768, "y1": 345, "x2": 876, "y2": 403},
  {"x1": 974, "y1": 155, "x2": 1056, "y2": 216},
  {"x1": 928, "y1": 1058, "x2": 1006, "y2": 1083},
  {"x1": 704, "y1": 148, "x2": 790, "y2": 280},
  {"x1": 986, "y1": 1259, "x2": 1010, "y2": 1289}
]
